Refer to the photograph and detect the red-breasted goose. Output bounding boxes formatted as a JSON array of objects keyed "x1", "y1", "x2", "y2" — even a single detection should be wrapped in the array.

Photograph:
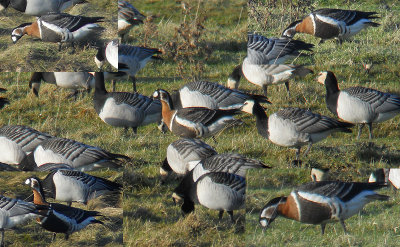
[
  {"x1": 29, "y1": 72, "x2": 95, "y2": 98},
  {"x1": 153, "y1": 89, "x2": 242, "y2": 139},
  {"x1": 0, "y1": 125, "x2": 53, "y2": 165},
  {"x1": 282, "y1": 8, "x2": 380, "y2": 44},
  {"x1": 173, "y1": 172, "x2": 246, "y2": 222},
  {"x1": 29, "y1": 169, "x2": 121, "y2": 206},
  {"x1": 161, "y1": 138, "x2": 217, "y2": 178},
  {"x1": 93, "y1": 72, "x2": 162, "y2": 134},
  {"x1": 318, "y1": 71, "x2": 400, "y2": 139},
  {"x1": 0, "y1": 195, "x2": 48, "y2": 246},
  {"x1": 369, "y1": 168, "x2": 400, "y2": 190},
  {"x1": 260, "y1": 181, "x2": 389, "y2": 234},
  {"x1": 12, "y1": 13, "x2": 104, "y2": 51},
  {"x1": 118, "y1": 0, "x2": 145, "y2": 41},
  {"x1": 227, "y1": 34, "x2": 313, "y2": 96},
  {"x1": 0, "y1": 0, "x2": 85, "y2": 16},
  {"x1": 19, "y1": 137, "x2": 129, "y2": 171},
  {"x1": 169, "y1": 80, "x2": 270, "y2": 110},
  {"x1": 243, "y1": 100, "x2": 354, "y2": 160},
  {"x1": 25, "y1": 177, "x2": 103, "y2": 241}
]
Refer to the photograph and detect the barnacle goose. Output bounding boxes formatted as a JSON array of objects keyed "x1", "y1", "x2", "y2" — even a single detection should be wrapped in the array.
[
  {"x1": 93, "y1": 72, "x2": 162, "y2": 134},
  {"x1": 0, "y1": 125, "x2": 53, "y2": 165},
  {"x1": 173, "y1": 172, "x2": 246, "y2": 222},
  {"x1": 25, "y1": 177, "x2": 103, "y2": 240},
  {"x1": 19, "y1": 137, "x2": 129, "y2": 171},
  {"x1": 0, "y1": 195, "x2": 48, "y2": 246},
  {"x1": 282, "y1": 8, "x2": 380, "y2": 44},
  {"x1": 318, "y1": 71, "x2": 400, "y2": 139},
  {"x1": 161, "y1": 138, "x2": 217, "y2": 179},
  {"x1": 242, "y1": 100, "x2": 354, "y2": 161},
  {"x1": 153, "y1": 89, "x2": 242, "y2": 139},
  {"x1": 260, "y1": 181, "x2": 389, "y2": 234},
  {"x1": 369, "y1": 168, "x2": 400, "y2": 190},
  {"x1": 118, "y1": 0, "x2": 146, "y2": 41}
]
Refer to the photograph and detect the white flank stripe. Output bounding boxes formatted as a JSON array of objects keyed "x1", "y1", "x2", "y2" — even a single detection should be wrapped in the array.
[{"x1": 316, "y1": 14, "x2": 341, "y2": 26}]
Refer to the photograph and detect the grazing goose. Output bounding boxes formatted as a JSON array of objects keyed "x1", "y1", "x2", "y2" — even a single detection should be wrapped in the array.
[
  {"x1": 0, "y1": 195, "x2": 48, "y2": 247},
  {"x1": 93, "y1": 72, "x2": 162, "y2": 134},
  {"x1": 173, "y1": 172, "x2": 246, "y2": 222},
  {"x1": 282, "y1": 8, "x2": 380, "y2": 44},
  {"x1": 19, "y1": 137, "x2": 129, "y2": 171},
  {"x1": 118, "y1": 44, "x2": 162, "y2": 91},
  {"x1": 118, "y1": 0, "x2": 146, "y2": 41},
  {"x1": 25, "y1": 177, "x2": 103, "y2": 241},
  {"x1": 0, "y1": 0, "x2": 85, "y2": 16},
  {"x1": 11, "y1": 13, "x2": 104, "y2": 51},
  {"x1": 153, "y1": 89, "x2": 242, "y2": 139},
  {"x1": 259, "y1": 181, "x2": 389, "y2": 234},
  {"x1": 318, "y1": 71, "x2": 400, "y2": 139},
  {"x1": 27, "y1": 169, "x2": 121, "y2": 206},
  {"x1": 0, "y1": 125, "x2": 53, "y2": 165},
  {"x1": 369, "y1": 168, "x2": 400, "y2": 190},
  {"x1": 161, "y1": 138, "x2": 217, "y2": 178},
  {"x1": 243, "y1": 100, "x2": 354, "y2": 161},
  {"x1": 227, "y1": 34, "x2": 313, "y2": 96},
  {"x1": 29, "y1": 72, "x2": 95, "y2": 98},
  {"x1": 169, "y1": 80, "x2": 270, "y2": 110}
]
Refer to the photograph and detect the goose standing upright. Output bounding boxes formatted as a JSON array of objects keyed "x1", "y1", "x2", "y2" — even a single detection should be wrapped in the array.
[
  {"x1": 25, "y1": 177, "x2": 103, "y2": 241},
  {"x1": 242, "y1": 100, "x2": 354, "y2": 161},
  {"x1": 282, "y1": 8, "x2": 380, "y2": 44},
  {"x1": 318, "y1": 71, "x2": 400, "y2": 139},
  {"x1": 93, "y1": 72, "x2": 162, "y2": 134},
  {"x1": 0, "y1": 195, "x2": 48, "y2": 246},
  {"x1": 227, "y1": 33, "x2": 313, "y2": 97},
  {"x1": 153, "y1": 89, "x2": 242, "y2": 139}
]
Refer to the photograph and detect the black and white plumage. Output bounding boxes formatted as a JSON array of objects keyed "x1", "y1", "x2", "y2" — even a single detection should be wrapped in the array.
[
  {"x1": 19, "y1": 137, "x2": 129, "y2": 171},
  {"x1": 173, "y1": 172, "x2": 246, "y2": 222},
  {"x1": 11, "y1": 13, "x2": 104, "y2": 51},
  {"x1": 169, "y1": 80, "x2": 270, "y2": 111},
  {"x1": 28, "y1": 169, "x2": 121, "y2": 206},
  {"x1": 25, "y1": 177, "x2": 103, "y2": 240},
  {"x1": 118, "y1": 0, "x2": 145, "y2": 41},
  {"x1": 0, "y1": 125, "x2": 53, "y2": 165},
  {"x1": 0, "y1": 195, "x2": 48, "y2": 246},
  {"x1": 369, "y1": 168, "x2": 400, "y2": 190},
  {"x1": 33, "y1": 162, "x2": 74, "y2": 172},
  {"x1": 153, "y1": 89, "x2": 242, "y2": 139},
  {"x1": 161, "y1": 138, "x2": 217, "y2": 178},
  {"x1": 118, "y1": 44, "x2": 162, "y2": 91},
  {"x1": 29, "y1": 72, "x2": 95, "y2": 98},
  {"x1": 227, "y1": 34, "x2": 313, "y2": 96},
  {"x1": 282, "y1": 8, "x2": 380, "y2": 44},
  {"x1": 0, "y1": 0, "x2": 85, "y2": 16},
  {"x1": 318, "y1": 71, "x2": 400, "y2": 139},
  {"x1": 95, "y1": 39, "x2": 118, "y2": 69},
  {"x1": 93, "y1": 72, "x2": 162, "y2": 134},
  {"x1": 243, "y1": 100, "x2": 354, "y2": 160},
  {"x1": 259, "y1": 181, "x2": 389, "y2": 234}
]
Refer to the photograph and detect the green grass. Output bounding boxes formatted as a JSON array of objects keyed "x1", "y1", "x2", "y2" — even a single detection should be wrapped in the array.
[{"x1": 0, "y1": 0, "x2": 117, "y2": 71}]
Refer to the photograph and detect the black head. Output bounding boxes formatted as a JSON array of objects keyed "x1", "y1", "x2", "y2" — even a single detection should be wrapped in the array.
[
  {"x1": 281, "y1": 20, "x2": 302, "y2": 38},
  {"x1": 259, "y1": 196, "x2": 287, "y2": 228}
]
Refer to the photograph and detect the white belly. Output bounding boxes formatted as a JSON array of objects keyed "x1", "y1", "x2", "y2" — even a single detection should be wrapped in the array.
[
  {"x1": 99, "y1": 98, "x2": 144, "y2": 127},
  {"x1": 54, "y1": 72, "x2": 90, "y2": 89},
  {"x1": 337, "y1": 92, "x2": 375, "y2": 123},
  {"x1": 34, "y1": 146, "x2": 70, "y2": 166},
  {"x1": 0, "y1": 137, "x2": 26, "y2": 164},
  {"x1": 268, "y1": 114, "x2": 308, "y2": 147}
]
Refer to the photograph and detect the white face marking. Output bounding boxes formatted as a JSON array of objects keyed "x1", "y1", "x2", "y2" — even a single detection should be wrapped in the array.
[
  {"x1": 259, "y1": 218, "x2": 268, "y2": 227},
  {"x1": 317, "y1": 72, "x2": 327, "y2": 85},
  {"x1": 241, "y1": 100, "x2": 255, "y2": 114}
]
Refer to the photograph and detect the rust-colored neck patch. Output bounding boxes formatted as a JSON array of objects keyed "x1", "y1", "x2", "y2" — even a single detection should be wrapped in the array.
[
  {"x1": 160, "y1": 100, "x2": 175, "y2": 129},
  {"x1": 278, "y1": 195, "x2": 300, "y2": 221},
  {"x1": 24, "y1": 22, "x2": 41, "y2": 38},
  {"x1": 32, "y1": 189, "x2": 48, "y2": 206},
  {"x1": 296, "y1": 16, "x2": 314, "y2": 35}
]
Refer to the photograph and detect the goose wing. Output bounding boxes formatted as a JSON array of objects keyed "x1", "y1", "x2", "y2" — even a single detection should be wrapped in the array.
[
  {"x1": 345, "y1": 87, "x2": 400, "y2": 113},
  {"x1": 176, "y1": 108, "x2": 239, "y2": 126},
  {"x1": 40, "y1": 13, "x2": 104, "y2": 32},
  {"x1": 0, "y1": 196, "x2": 45, "y2": 217},
  {"x1": 57, "y1": 169, "x2": 121, "y2": 191},
  {"x1": 314, "y1": 9, "x2": 379, "y2": 25}
]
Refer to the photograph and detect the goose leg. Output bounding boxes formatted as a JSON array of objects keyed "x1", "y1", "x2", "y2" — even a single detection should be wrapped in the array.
[
  {"x1": 64, "y1": 233, "x2": 69, "y2": 240},
  {"x1": 318, "y1": 39, "x2": 325, "y2": 45},
  {"x1": 367, "y1": 123, "x2": 373, "y2": 139},
  {"x1": 112, "y1": 80, "x2": 116, "y2": 92},
  {"x1": 132, "y1": 127, "x2": 137, "y2": 134},
  {"x1": 340, "y1": 219, "x2": 348, "y2": 234},
  {"x1": 129, "y1": 76, "x2": 137, "y2": 92},
  {"x1": 58, "y1": 42, "x2": 62, "y2": 51},
  {"x1": 227, "y1": 211, "x2": 234, "y2": 223},
  {"x1": 67, "y1": 201, "x2": 72, "y2": 207},
  {"x1": 218, "y1": 210, "x2": 224, "y2": 220},
  {"x1": 295, "y1": 147, "x2": 301, "y2": 161},
  {"x1": 303, "y1": 142, "x2": 313, "y2": 157},
  {"x1": 262, "y1": 85, "x2": 268, "y2": 97},
  {"x1": 0, "y1": 229, "x2": 4, "y2": 247},
  {"x1": 212, "y1": 136, "x2": 218, "y2": 144},
  {"x1": 284, "y1": 81, "x2": 290, "y2": 97},
  {"x1": 51, "y1": 233, "x2": 57, "y2": 242},
  {"x1": 320, "y1": 224, "x2": 326, "y2": 235},
  {"x1": 357, "y1": 124, "x2": 365, "y2": 140},
  {"x1": 69, "y1": 42, "x2": 76, "y2": 54}
]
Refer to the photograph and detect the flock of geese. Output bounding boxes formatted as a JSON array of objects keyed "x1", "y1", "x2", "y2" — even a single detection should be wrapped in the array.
[{"x1": 0, "y1": 2, "x2": 400, "y2": 245}]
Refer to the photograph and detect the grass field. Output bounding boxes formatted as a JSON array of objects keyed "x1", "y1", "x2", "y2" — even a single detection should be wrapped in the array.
[
  {"x1": 0, "y1": 0, "x2": 117, "y2": 71},
  {"x1": 0, "y1": 0, "x2": 399, "y2": 246}
]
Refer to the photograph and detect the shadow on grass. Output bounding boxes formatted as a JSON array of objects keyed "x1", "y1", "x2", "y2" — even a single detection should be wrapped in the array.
[
  {"x1": 207, "y1": 40, "x2": 246, "y2": 52},
  {"x1": 124, "y1": 207, "x2": 162, "y2": 222},
  {"x1": 0, "y1": 28, "x2": 12, "y2": 36},
  {"x1": 356, "y1": 142, "x2": 400, "y2": 164}
]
